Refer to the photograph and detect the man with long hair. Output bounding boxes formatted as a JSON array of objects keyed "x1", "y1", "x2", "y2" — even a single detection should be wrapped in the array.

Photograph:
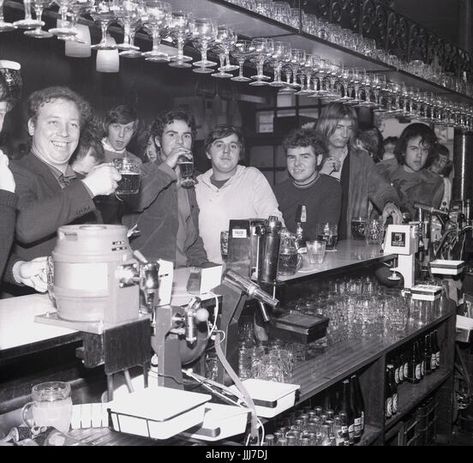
[{"x1": 316, "y1": 102, "x2": 402, "y2": 238}]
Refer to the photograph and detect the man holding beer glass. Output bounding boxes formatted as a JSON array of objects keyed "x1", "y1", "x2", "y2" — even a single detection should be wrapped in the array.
[
  {"x1": 4, "y1": 86, "x2": 121, "y2": 294},
  {"x1": 123, "y1": 109, "x2": 208, "y2": 268}
]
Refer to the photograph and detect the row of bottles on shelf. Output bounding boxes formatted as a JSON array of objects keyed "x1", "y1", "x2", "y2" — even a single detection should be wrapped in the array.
[
  {"x1": 385, "y1": 329, "x2": 441, "y2": 420},
  {"x1": 263, "y1": 373, "x2": 365, "y2": 446}
]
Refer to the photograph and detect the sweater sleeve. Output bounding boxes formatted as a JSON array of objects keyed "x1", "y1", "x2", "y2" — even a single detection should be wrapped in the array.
[
  {"x1": 14, "y1": 175, "x2": 96, "y2": 244},
  {"x1": 0, "y1": 190, "x2": 17, "y2": 279},
  {"x1": 367, "y1": 156, "x2": 401, "y2": 212}
]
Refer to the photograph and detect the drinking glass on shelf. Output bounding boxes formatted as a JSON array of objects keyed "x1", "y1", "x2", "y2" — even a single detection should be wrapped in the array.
[
  {"x1": 49, "y1": 0, "x2": 79, "y2": 39},
  {"x1": 142, "y1": 0, "x2": 172, "y2": 62},
  {"x1": 230, "y1": 39, "x2": 254, "y2": 82},
  {"x1": 211, "y1": 25, "x2": 238, "y2": 78},
  {"x1": 13, "y1": 0, "x2": 43, "y2": 30},
  {"x1": 0, "y1": 0, "x2": 16, "y2": 32},
  {"x1": 249, "y1": 37, "x2": 274, "y2": 86},
  {"x1": 351, "y1": 216, "x2": 367, "y2": 240},
  {"x1": 191, "y1": 17, "x2": 217, "y2": 73},
  {"x1": 295, "y1": 53, "x2": 316, "y2": 95},
  {"x1": 168, "y1": 11, "x2": 194, "y2": 68},
  {"x1": 24, "y1": 0, "x2": 53, "y2": 39},
  {"x1": 90, "y1": 0, "x2": 117, "y2": 49},
  {"x1": 269, "y1": 40, "x2": 291, "y2": 88},
  {"x1": 306, "y1": 240, "x2": 326, "y2": 264},
  {"x1": 316, "y1": 222, "x2": 338, "y2": 251},
  {"x1": 114, "y1": 0, "x2": 143, "y2": 52},
  {"x1": 365, "y1": 218, "x2": 385, "y2": 245}
]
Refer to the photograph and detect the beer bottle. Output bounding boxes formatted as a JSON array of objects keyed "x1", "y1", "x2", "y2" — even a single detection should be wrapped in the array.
[
  {"x1": 393, "y1": 352, "x2": 400, "y2": 385},
  {"x1": 389, "y1": 364, "x2": 399, "y2": 415},
  {"x1": 403, "y1": 345, "x2": 409, "y2": 382},
  {"x1": 295, "y1": 204, "x2": 307, "y2": 249},
  {"x1": 398, "y1": 350, "x2": 405, "y2": 383},
  {"x1": 340, "y1": 379, "x2": 355, "y2": 444},
  {"x1": 429, "y1": 332, "x2": 437, "y2": 372},
  {"x1": 385, "y1": 366, "x2": 393, "y2": 419},
  {"x1": 424, "y1": 333, "x2": 432, "y2": 375},
  {"x1": 407, "y1": 342, "x2": 419, "y2": 384},
  {"x1": 432, "y1": 330, "x2": 440, "y2": 368},
  {"x1": 419, "y1": 336, "x2": 425, "y2": 379},
  {"x1": 350, "y1": 374, "x2": 365, "y2": 438},
  {"x1": 337, "y1": 411, "x2": 350, "y2": 446}
]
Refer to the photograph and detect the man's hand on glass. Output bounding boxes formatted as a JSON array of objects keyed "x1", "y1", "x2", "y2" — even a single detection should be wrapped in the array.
[
  {"x1": 165, "y1": 145, "x2": 192, "y2": 170},
  {"x1": 382, "y1": 202, "x2": 403, "y2": 225}
]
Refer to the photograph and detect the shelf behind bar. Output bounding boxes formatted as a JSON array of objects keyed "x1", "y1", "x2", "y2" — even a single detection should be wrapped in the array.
[
  {"x1": 290, "y1": 303, "x2": 455, "y2": 404},
  {"x1": 5, "y1": 0, "x2": 473, "y2": 104}
]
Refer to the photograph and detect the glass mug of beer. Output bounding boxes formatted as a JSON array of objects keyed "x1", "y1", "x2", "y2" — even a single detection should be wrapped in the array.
[
  {"x1": 178, "y1": 154, "x2": 195, "y2": 188},
  {"x1": 113, "y1": 157, "x2": 141, "y2": 195},
  {"x1": 22, "y1": 381, "x2": 73, "y2": 433}
]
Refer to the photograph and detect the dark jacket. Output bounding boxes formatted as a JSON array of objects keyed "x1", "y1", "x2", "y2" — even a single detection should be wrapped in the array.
[
  {"x1": 8, "y1": 153, "x2": 100, "y2": 262},
  {"x1": 0, "y1": 190, "x2": 17, "y2": 280},
  {"x1": 344, "y1": 146, "x2": 401, "y2": 237},
  {"x1": 123, "y1": 162, "x2": 208, "y2": 267}
]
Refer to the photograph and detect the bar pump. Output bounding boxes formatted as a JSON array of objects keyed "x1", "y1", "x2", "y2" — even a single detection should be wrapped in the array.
[{"x1": 35, "y1": 224, "x2": 175, "y2": 399}]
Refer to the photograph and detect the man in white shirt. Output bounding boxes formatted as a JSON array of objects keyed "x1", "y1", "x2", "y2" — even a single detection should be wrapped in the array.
[{"x1": 195, "y1": 125, "x2": 283, "y2": 264}]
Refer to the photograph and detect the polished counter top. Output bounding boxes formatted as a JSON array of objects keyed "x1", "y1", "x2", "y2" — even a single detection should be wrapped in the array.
[
  {"x1": 278, "y1": 239, "x2": 396, "y2": 282},
  {"x1": 0, "y1": 267, "x2": 218, "y2": 359}
]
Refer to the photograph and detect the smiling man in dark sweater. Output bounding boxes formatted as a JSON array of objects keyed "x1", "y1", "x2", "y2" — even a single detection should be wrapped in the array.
[{"x1": 275, "y1": 128, "x2": 342, "y2": 242}]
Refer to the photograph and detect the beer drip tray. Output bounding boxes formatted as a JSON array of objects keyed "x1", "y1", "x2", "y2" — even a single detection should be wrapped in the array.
[{"x1": 269, "y1": 311, "x2": 330, "y2": 344}]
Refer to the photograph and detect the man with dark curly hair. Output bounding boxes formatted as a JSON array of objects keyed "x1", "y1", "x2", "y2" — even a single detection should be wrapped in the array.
[
  {"x1": 275, "y1": 127, "x2": 341, "y2": 242},
  {"x1": 375, "y1": 123, "x2": 444, "y2": 220},
  {"x1": 123, "y1": 109, "x2": 209, "y2": 267}
]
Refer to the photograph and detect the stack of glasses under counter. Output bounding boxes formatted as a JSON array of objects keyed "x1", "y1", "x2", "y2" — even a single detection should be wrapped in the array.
[
  {"x1": 262, "y1": 374, "x2": 365, "y2": 446},
  {"x1": 236, "y1": 274, "x2": 446, "y2": 383},
  {"x1": 280, "y1": 275, "x2": 446, "y2": 346}
]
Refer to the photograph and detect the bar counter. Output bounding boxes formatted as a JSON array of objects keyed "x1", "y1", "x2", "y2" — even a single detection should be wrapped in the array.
[
  {"x1": 0, "y1": 240, "x2": 456, "y2": 445},
  {"x1": 278, "y1": 239, "x2": 395, "y2": 282}
]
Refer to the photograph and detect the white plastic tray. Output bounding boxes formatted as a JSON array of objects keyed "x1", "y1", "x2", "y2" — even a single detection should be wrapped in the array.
[
  {"x1": 230, "y1": 379, "x2": 300, "y2": 418},
  {"x1": 430, "y1": 259, "x2": 464, "y2": 275},
  {"x1": 108, "y1": 386, "x2": 211, "y2": 440},
  {"x1": 182, "y1": 403, "x2": 250, "y2": 441}
]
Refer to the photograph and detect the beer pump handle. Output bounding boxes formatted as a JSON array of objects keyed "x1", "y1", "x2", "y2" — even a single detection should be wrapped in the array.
[{"x1": 223, "y1": 269, "x2": 279, "y2": 308}]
